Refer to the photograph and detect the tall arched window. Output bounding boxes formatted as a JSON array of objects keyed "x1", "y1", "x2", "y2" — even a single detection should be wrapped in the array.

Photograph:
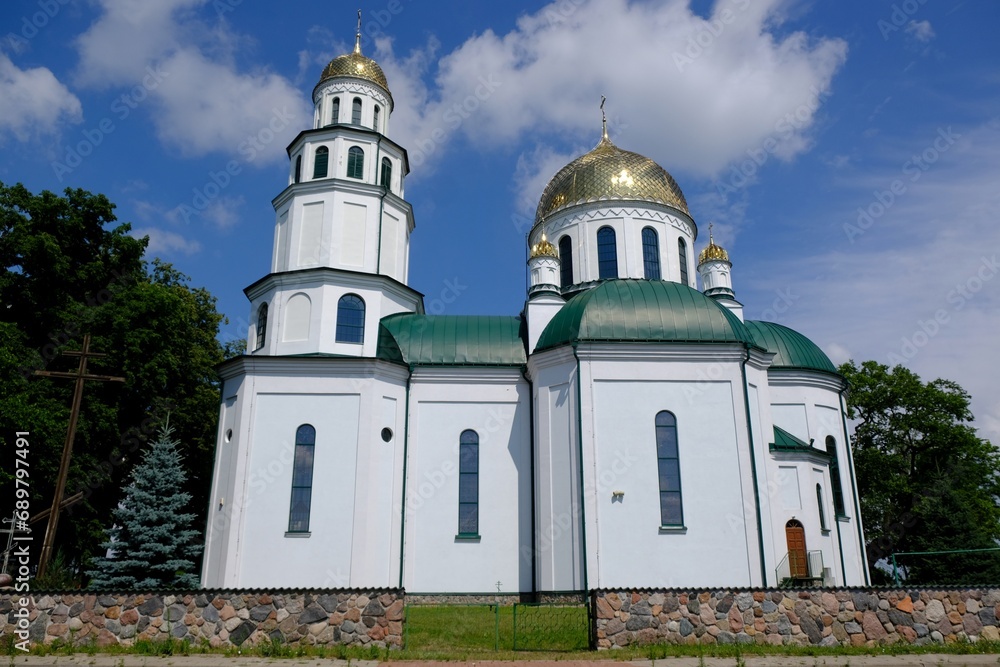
[
  {"x1": 335, "y1": 294, "x2": 365, "y2": 343},
  {"x1": 331, "y1": 97, "x2": 340, "y2": 124},
  {"x1": 255, "y1": 303, "x2": 268, "y2": 351},
  {"x1": 352, "y1": 97, "x2": 362, "y2": 125},
  {"x1": 313, "y1": 146, "x2": 329, "y2": 179},
  {"x1": 347, "y1": 146, "x2": 365, "y2": 179},
  {"x1": 655, "y1": 411, "x2": 683, "y2": 526},
  {"x1": 458, "y1": 429, "x2": 479, "y2": 536},
  {"x1": 293, "y1": 155, "x2": 302, "y2": 184},
  {"x1": 373, "y1": 105, "x2": 380, "y2": 132},
  {"x1": 678, "y1": 238, "x2": 689, "y2": 285},
  {"x1": 558, "y1": 236, "x2": 574, "y2": 287},
  {"x1": 288, "y1": 424, "x2": 316, "y2": 533},
  {"x1": 826, "y1": 436, "x2": 846, "y2": 516},
  {"x1": 597, "y1": 226, "x2": 618, "y2": 279},
  {"x1": 642, "y1": 227, "x2": 661, "y2": 280},
  {"x1": 816, "y1": 483, "x2": 828, "y2": 531},
  {"x1": 380, "y1": 157, "x2": 392, "y2": 189}
]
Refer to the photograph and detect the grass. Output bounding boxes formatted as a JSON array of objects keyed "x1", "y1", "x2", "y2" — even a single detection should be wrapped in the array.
[{"x1": 7, "y1": 605, "x2": 1000, "y2": 661}]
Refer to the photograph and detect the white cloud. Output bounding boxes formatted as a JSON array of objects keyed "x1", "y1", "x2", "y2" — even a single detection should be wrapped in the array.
[
  {"x1": 741, "y1": 120, "x2": 1000, "y2": 446},
  {"x1": 905, "y1": 20, "x2": 935, "y2": 43},
  {"x1": 132, "y1": 227, "x2": 202, "y2": 256},
  {"x1": 74, "y1": 0, "x2": 310, "y2": 162},
  {"x1": 0, "y1": 53, "x2": 82, "y2": 142},
  {"x1": 369, "y1": 0, "x2": 846, "y2": 205}
]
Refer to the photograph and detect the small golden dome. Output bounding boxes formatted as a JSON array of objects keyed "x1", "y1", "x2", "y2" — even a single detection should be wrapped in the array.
[
  {"x1": 318, "y1": 33, "x2": 390, "y2": 93},
  {"x1": 534, "y1": 132, "x2": 689, "y2": 226},
  {"x1": 698, "y1": 228, "x2": 730, "y2": 265},
  {"x1": 530, "y1": 233, "x2": 559, "y2": 259}
]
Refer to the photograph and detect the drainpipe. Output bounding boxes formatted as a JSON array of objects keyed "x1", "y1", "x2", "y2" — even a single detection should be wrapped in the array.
[
  {"x1": 397, "y1": 365, "x2": 413, "y2": 589},
  {"x1": 572, "y1": 345, "x2": 590, "y2": 592},
  {"x1": 839, "y1": 387, "x2": 871, "y2": 585},
  {"x1": 740, "y1": 345, "x2": 769, "y2": 586},
  {"x1": 522, "y1": 365, "x2": 538, "y2": 598}
]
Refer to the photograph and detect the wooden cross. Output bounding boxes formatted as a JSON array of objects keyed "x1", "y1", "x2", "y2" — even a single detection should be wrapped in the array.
[{"x1": 34, "y1": 334, "x2": 124, "y2": 577}]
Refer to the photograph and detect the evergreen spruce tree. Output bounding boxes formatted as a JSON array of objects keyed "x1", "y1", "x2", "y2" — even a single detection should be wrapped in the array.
[{"x1": 88, "y1": 419, "x2": 202, "y2": 588}]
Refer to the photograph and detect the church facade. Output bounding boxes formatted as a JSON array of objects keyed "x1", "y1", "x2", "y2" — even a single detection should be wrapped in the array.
[{"x1": 200, "y1": 29, "x2": 870, "y2": 593}]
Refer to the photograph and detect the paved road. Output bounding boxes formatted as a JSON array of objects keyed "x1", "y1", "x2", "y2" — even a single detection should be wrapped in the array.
[{"x1": 8, "y1": 655, "x2": 1000, "y2": 667}]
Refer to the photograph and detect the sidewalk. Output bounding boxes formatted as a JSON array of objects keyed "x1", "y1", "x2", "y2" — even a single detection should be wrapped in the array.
[{"x1": 9, "y1": 656, "x2": 1000, "y2": 667}]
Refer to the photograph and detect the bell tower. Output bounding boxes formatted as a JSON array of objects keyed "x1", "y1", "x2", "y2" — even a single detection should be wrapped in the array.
[{"x1": 246, "y1": 16, "x2": 422, "y2": 358}]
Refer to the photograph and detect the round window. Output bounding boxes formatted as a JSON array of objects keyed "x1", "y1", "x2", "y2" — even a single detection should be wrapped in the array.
[{"x1": 380, "y1": 427, "x2": 393, "y2": 442}]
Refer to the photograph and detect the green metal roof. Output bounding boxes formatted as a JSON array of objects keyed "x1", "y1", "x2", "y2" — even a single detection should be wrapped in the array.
[
  {"x1": 770, "y1": 425, "x2": 830, "y2": 457},
  {"x1": 536, "y1": 279, "x2": 756, "y2": 350},
  {"x1": 744, "y1": 320, "x2": 838, "y2": 374},
  {"x1": 377, "y1": 313, "x2": 527, "y2": 366}
]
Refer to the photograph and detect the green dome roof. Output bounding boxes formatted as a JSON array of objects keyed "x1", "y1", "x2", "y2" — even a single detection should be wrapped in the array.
[
  {"x1": 377, "y1": 314, "x2": 526, "y2": 366},
  {"x1": 536, "y1": 280, "x2": 755, "y2": 350},
  {"x1": 744, "y1": 320, "x2": 838, "y2": 374}
]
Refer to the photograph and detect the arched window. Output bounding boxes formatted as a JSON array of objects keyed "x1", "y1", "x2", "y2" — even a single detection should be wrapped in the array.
[
  {"x1": 559, "y1": 236, "x2": 573, "y2": 287},
  {"x1": 558, "y1": 236, "x2": 574, "y2": 287},
  {"x1": 597, "y1": 226, "x2": 618, "y2": 279},
  {"x1": 335, "y1": 294, "x2": 365, "y2": 343},
  {"x1": 293, "y1": 155, "x2": 302, "y2": 184},
  {"x1": 255, "y1": 303, "x2": 268, "y2": 351},
  {"x1": 331, "y1": 97, "x2": 340, "y2": 124},
  {"x1": 373, "y1": 105, "x2": 380, "y2": 131},
  {"x1": 678, "y1": 238, "x2": 689, "y2": 285},
  {"x1": 347, "y1": 146, "x2": 365, "y2": 179},
  {"x1": 458, "y1": 429, "x2": 479, "y2": 536},
  {"x1": 380, "y1": 157, "x2": 392, "y2": 189},
  {"x1": 655, "y1": 411, "x2": 683, "y2": 526},
  {"x1": 816, "y1": 483, "x2": 828, "y2": 531},
  {"x1": 826, "y1": 436, "x2": 846, "y2": 516},
  {"x1": 288, "y1": 424, "x2": 316, "y2": 533},
  {"x1": 313, "y1": 146, "x2": 329, "y2": 179},
  {"x1": 642, "y1": 227, "x2": 661, "y2": 280},
  {"x1": 352, "y1": 97, "x2": 362, "y2": 125}
]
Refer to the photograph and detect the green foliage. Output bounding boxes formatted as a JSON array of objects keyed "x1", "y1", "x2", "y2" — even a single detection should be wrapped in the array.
[
  {"x1": 840, "y1": 360, "x2": 1000, "y2": 584},
  {"x1": 87, "y1": 420, "x2": 202, "y2": 588},
  {"x1": 0, "y1": 182, "x2": 225, "y2": 580},
  {"x1": 31, "y1": 549, "x2": 82, "y2": 589}
]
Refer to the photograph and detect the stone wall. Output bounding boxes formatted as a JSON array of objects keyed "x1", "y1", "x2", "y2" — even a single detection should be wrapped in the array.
[
  {"x1": 0, "y1": 589, "x2": 403, "y2": 649},
  {"x1": 593, "y1": 588, "x2": 1000, "y2": 649}
]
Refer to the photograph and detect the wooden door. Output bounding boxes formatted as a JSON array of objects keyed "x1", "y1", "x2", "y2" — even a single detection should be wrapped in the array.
[{"x1": 786, "y1": 520, "x2": 808, "y2": 578}]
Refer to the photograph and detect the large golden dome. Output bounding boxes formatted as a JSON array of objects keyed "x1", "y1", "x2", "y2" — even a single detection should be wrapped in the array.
[
  {"x1": 534, "y1": 132, "x2": 689, "y2": 225},
  {"x1": 318, "y1": 38, "x2": 390, "y2": 93}
]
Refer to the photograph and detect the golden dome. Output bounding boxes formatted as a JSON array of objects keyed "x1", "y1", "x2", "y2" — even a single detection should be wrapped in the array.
[
  {"x1": 534, "y1": 132, "x2": 689, "y2": 225},
  {"x1": 318, "y1": 35, "x2": 390, "y2": 93},
  {"x1": 698, "y1": 228, "x2": 730, "y2": 265},
  {"x1": 530, "y1": 233, "x2": 559, "y2": 259}
]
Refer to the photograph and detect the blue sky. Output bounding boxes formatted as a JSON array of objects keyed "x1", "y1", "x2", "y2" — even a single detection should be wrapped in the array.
[{"x1": 2, "y1": 0, "x2": 998, "y2": 443}]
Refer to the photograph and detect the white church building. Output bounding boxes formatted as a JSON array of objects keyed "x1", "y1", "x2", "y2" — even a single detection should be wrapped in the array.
[{"x1": 200, "y1": 28, "x2": 870, "y2": 593}]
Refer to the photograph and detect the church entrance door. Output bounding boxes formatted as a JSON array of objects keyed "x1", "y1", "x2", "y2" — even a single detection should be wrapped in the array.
[{"x1": 785, "y1": 519, "x2": 808, "y2": 578}]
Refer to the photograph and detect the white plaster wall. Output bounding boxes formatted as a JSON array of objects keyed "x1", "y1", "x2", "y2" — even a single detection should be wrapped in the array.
[
  {"x1": 237, "y1": 392, "x2": 360, "y2": 587},
  {"x1": 403, "y1": 374, "x2": 532, "y2": 593},
  {"x1": 589, "y1": 379, "x2": 756, "y2": 587}
]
